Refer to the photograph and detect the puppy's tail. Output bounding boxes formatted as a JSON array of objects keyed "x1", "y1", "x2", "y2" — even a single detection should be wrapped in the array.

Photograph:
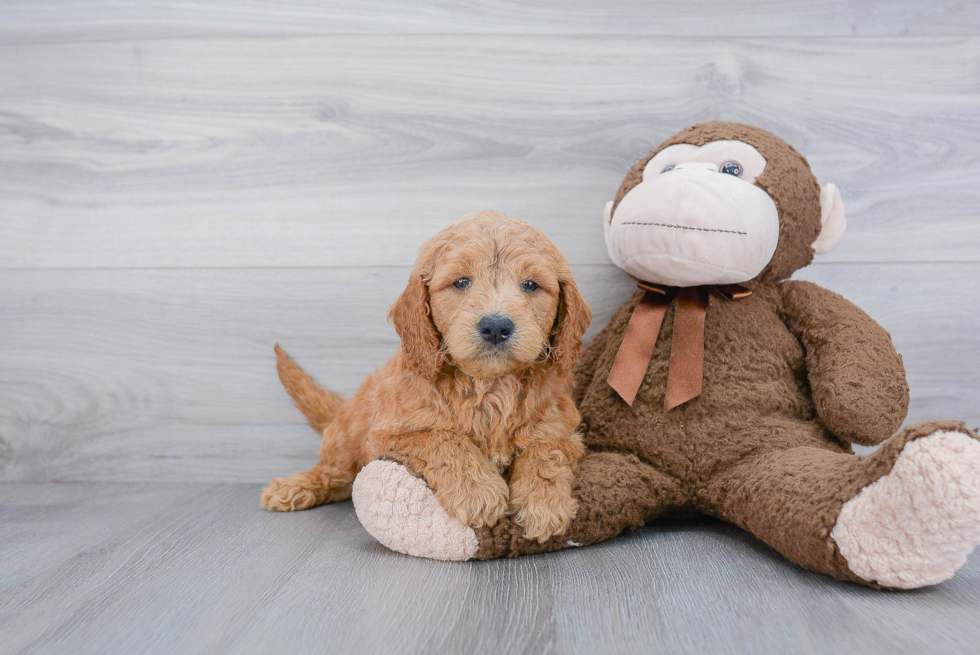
[{"x1": 274, "y1": 344, "x2": 343, "y2": 434}]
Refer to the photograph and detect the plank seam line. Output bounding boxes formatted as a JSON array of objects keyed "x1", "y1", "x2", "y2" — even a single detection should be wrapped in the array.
[
  {"x1": 1, "y1": 34, "x2": 978, "y2": 47},
  {"x1": 0, "y1": 261, "x2": 977, "y2": 273}
]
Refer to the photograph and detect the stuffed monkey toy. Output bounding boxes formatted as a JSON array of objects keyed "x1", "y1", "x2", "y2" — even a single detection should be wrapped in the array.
[{"x1": 352, "y1": 122, "x2": 980, "y2": 589}]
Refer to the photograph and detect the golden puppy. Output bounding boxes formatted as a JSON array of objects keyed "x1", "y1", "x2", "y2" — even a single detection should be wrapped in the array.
[{"x1": 261, "y1": 211, "x2": 591, "y2": 542}]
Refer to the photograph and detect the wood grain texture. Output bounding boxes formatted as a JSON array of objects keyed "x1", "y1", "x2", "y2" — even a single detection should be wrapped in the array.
[
  {"x1": 1, "y1": 263, "x2": 976, "y2": 482},
  {"x1": 1, "y1": 36, "x2": 979, "y2": 269},
  {"x1": 1, "y1": 483, "x2": 978, "y2": 655},
  {"x1": 2, "y1": 0, "x2": 980, "y2": 41}
]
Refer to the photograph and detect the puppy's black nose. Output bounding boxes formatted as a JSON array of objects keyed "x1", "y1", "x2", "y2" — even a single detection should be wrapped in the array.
[{"x1": 478, "y1": 315, "x2": 515, "y2": 345}]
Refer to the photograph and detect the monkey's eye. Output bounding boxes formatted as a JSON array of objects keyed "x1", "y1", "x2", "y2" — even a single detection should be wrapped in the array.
[
  {"x1": 661, "y1": 165, "x2": 675, "y2": 173},
  {"x1": 453, "y1": 278, "x2": 472, "y2": 290},
  {"x1": 720, "y1": 161, "x2": 742, "y2": 177},
  {"x1": 521, "y1": 280, "x2": 539, "y2": 292}
]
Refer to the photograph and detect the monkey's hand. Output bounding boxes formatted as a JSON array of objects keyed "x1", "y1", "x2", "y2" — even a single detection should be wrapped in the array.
[{"x1": 780, "y1": 280, "x2": 909, "y2": 446}]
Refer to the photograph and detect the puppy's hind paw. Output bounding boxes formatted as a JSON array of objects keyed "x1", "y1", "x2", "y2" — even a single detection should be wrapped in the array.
[{"x1": 260, "y1": 472, "x2": 325, "y2": 511}]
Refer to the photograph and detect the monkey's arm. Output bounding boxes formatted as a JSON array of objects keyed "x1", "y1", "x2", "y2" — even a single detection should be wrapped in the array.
[{"x1": 779, "y1": 280, "x2": 909, "y2": 446}]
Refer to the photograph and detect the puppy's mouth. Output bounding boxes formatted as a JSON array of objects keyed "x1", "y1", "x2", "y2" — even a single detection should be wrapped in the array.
[
  {"x1": 473, "y1": 332, "x2": 519, "y2": 359},
  {"x1": 460, "y1": 344, "x2": 526, "y2": 379},
  {"x1": 476, "y1": 342, "x2": 516, "y2": 359},
  {"x1": 471, "y1": 332, "x2": 548, "y2": 368}
]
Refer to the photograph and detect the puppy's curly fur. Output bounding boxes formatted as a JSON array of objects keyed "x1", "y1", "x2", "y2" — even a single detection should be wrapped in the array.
[{"x1": 261, "y1": 211, "x2": 591, "y2": 542}]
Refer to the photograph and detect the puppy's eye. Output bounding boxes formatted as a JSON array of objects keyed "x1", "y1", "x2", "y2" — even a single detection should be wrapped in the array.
[
  {"x1": 453, "y1": 278, "x2": 471, "y2": 290},
  {"x1": 521, "y1": 280, "x2": 539, "y2": 292},
  {"x1": 720, "y1": 161, "x2": 742, "y2": 177},
  {"x1": 661, "y1": 165, "x2": 675, "y2": 173}
]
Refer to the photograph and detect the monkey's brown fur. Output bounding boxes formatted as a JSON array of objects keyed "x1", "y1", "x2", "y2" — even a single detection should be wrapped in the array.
[
  {"x1": 462, "y1": 123, "x2": 978, "y2": 587},
  {"x1": 261, "y1": 212, "x2": 591, "y2": 543}
]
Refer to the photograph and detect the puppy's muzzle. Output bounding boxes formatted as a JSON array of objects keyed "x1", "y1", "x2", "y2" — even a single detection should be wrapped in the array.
[{"x1": 478, "y1": 315, "x2": 514, "y2": 346}]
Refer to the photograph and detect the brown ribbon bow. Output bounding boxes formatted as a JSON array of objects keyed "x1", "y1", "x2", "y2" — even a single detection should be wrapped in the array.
[{"x1": 607, "y1": 281, "x2": 752, "y2": 410}]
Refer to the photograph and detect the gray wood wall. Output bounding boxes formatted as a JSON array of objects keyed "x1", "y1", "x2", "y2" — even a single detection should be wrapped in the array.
[{"x1": 2, "y1": 1, "x2": 978, "y2": 482}]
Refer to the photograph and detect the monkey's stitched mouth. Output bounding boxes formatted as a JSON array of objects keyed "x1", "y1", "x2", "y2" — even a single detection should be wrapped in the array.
[{"x1": 619, "y1": 221, "x2": 747, "y2": 236}]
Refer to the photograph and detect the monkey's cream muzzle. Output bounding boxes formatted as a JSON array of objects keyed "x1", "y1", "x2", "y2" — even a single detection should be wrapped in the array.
[{"x1": 604, "y1": 164, "x2": 780, "y2": 287}]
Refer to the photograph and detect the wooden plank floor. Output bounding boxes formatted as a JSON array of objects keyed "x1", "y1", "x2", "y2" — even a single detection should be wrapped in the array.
[
  {"x1": 2, "y1": 483, "x2": 979, "y2": 655},
  {"x1": 2, "y1": 2, "x2": 980, "y2": 653}
]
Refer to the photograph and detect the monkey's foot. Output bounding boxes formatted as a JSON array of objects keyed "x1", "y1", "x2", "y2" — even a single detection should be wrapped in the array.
[
  {"x1": 351, "y1": 460, "x2": 479, "y2": 561},
  {"x1": 832, "y1": 431, "x2": 980, "y2": 588}
]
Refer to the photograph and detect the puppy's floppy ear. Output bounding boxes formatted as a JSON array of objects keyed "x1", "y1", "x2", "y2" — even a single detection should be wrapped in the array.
[
  {"x1": 550, "y1": 274, "x2": 592, "y2": 377},
  {"x1": 389, "y1": 269, "x2": 443, "y2": 381}
]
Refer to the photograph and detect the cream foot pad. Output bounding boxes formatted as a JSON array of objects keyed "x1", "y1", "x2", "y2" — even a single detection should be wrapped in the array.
[
  {"x1": 832, "y1": 431, "x2": 980, "y2": 588},
  {"x1": 352, "y1": 460, "x2": 479, "y2": 561}
]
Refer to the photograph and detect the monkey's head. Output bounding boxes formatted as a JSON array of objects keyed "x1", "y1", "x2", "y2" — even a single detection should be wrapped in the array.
[{"x1": 604, "y1": 122, "x2": 846, "y2": 286}]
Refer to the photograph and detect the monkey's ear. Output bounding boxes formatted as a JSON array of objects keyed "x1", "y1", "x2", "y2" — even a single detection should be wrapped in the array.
[{"x1": 812, "y1": 182, "x2": 847, "y2": 254}]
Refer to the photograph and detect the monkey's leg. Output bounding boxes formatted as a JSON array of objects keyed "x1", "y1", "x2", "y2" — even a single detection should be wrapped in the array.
[
  {"x1": 351, "y1": 450, "x2": 687, "y2": 561},
  {"x1": 702, "y1": 420, "x2": 980, "y2": 589}
]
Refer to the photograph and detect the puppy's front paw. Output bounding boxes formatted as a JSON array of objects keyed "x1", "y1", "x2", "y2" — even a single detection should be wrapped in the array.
[
  {"x1": 433, "y1": 467, "x2": 509, "y2": 529},
  {"x1": 510, "y1": 482, "x2": 578, "y2": 543}
]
